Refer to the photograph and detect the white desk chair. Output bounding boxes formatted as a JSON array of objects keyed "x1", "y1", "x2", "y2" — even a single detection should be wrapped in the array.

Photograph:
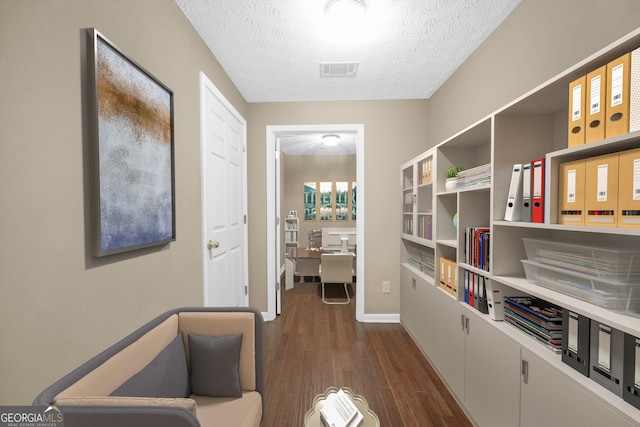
[{"x1": 319, "y1": 253, "x2": 354, "y2": 304}]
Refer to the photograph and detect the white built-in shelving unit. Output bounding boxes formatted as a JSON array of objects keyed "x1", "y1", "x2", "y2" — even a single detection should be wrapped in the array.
[
  {"x1": 400, "y1": 28, "x2": 640, "y2": 427},
  {"x1": 284, "y1": 216, "x2": 299, "y2": 251}
]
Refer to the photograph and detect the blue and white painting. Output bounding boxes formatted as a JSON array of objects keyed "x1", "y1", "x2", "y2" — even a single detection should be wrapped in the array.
[{"x1": 96, "y1": 36, "x2": 174, "y2": 254}]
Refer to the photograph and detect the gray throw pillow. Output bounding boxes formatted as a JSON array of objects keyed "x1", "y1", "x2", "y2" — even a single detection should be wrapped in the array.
[
  {"x1": 188, "y1": 333, "x2": 243, "y2": 397},
  {"x1": 110, "y1": 332, "x2": 190, "y2": 398}
]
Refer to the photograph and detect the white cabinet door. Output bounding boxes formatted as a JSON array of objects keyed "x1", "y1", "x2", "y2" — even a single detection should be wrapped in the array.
[
  {"x1": 432, "y1": 288, "x2": 466, "y2": 398},
  {"x1": 400, "y1": 265, "x2": 434, "y2": 358},
  {"x1": 415, "y1": 273, "x2": 434, "y2": 355},
  {"x1": 400, "y1": 265, "x2": 419, "y2": 333},
  {"x1": 464, "y1": 309, "x2": 521, "y2": 427},
  {"x1": 520, "y1": 348, "x2": 633, "y2": 427}
]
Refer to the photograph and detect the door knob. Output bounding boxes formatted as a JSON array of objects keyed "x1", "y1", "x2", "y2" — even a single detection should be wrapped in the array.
[{"x1": 207, "y1": 240, "x2": 220, "y2": 250}]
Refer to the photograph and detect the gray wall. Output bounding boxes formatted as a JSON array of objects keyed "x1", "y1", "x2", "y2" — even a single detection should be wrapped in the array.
[{"x1": 427, "y1": 0, "x2": 640, "y2": 145}]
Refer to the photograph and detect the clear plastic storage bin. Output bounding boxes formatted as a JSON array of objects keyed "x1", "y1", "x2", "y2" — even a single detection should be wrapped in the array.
[
  {"x1": 405, "y1": 245, "x2": 435, "y2": 277},
  {"x1": 522, "y1": 238, "x2": 640, "y2": 283},
  {"x1": 521, "y1": 259, "x2": 640, "y2": 315}
]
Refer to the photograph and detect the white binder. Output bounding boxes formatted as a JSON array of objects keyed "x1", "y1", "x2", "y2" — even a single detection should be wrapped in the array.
[
  {"x1": 521, "y1": 162, "x2": 532, "y2": 222},
  {"x1": 504, "y1": 164, "x2": 523, "y2": 221},
  {"x1": 486, "y1": 279, "x2": 528, "y2": 321},
  {"x1": 486, "y1": 279, "x2": 507, "y2": 321}
]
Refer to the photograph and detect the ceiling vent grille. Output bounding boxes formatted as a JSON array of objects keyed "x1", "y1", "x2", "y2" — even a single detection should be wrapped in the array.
[{"x1": 320, "y1": 62, "x2": 359, "y2": 77}]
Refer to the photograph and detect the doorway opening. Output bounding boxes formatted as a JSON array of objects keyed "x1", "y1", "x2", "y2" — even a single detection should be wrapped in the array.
[{"x1": 265, "y1": 124, "x2": 365, "y2": 322}]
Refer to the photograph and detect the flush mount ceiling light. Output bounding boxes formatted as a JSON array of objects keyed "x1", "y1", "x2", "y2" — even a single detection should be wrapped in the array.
[
  {"x1": 322, "y1": 0, "x2": 366, "y2": 44},
  {"x1": 326, "y1": 0, "x2": 365, "y2": 20},
  {"x1": 322, "y1": 134, "x2": 341, "y2": 147}
]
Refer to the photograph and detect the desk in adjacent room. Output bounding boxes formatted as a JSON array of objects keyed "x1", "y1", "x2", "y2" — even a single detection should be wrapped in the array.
[
  {"x1": 285, "y1": 248, "x2": 357, "y2": 287},
  {"x1": 285, "y1": 247, "x2": 323, "y2": 286}
]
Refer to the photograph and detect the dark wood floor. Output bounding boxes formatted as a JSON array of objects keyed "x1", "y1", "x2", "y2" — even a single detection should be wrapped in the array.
[{"x1": 261, "y1": 281, "x2": 472, "y2": 426}]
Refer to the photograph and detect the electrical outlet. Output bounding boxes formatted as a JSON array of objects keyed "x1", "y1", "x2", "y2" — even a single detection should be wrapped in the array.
[{"x1": 382, "y1": 281, "x2": 391, "y2": 294}]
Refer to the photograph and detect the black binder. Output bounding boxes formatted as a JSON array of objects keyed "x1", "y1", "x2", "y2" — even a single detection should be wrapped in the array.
[
  {"x1": 562, "y1": 309, "x2": 590, "y2": 377},
  {"x1": 623, "y1": 333, "x2": 640, "y2": 410}
]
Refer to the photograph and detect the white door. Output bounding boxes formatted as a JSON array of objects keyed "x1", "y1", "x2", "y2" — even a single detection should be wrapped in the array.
[{"x1": 200, "y1": 72, "x2": 247, "y2": 307}]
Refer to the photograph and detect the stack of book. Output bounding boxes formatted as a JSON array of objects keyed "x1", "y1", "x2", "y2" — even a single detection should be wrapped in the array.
[
  {"x1": 456, "y1": 163, "x2": 491, "y2": 190},
  {"x1": 417, "y1": 215, "x2": 432, "y2": 240},
  {"x1": 320, "y1": 389, "x2": 363, "y2": 427},
  {"x1": 504, "y1": 296, "x2": 563, "y2": 353},
  {"x1": 464, "y1": 226, "x2": 490, "y2": 271}
]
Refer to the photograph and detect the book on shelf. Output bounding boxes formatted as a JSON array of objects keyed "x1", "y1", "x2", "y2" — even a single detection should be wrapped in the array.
[
  {"x1": 404, "y1": 192, "x2": 413, "y2": 213},
  {"x1": 417, "y1": 214, "x2": 432, "y2": 240},
  {"x1": 504, "y1": 164, "x2": 523, "y2": 221},
  {"x1": 404, "y1": 217, "x2": 413, "y2": 235},
  {"x1": 404, "y1": 175, "x2": 413, "y2": 189},
  {"x1": 420, "y1": 158, "x2": 432, "y2": 185},
  {"x1": 320, "y1": 388, "x2": 363, "y2": 427},
  {"x1": 464, "y1": 227, "x2": 490, "y2": 271},
  {"x1": 455, "y1": 163, "x2": 491, "y2": 190},
  {"x1": 463, "y1": 270, "x2": 489, "y2": 314},
  {"x1": 504, "y1": 296, "x2": 563, "y2": 353}
]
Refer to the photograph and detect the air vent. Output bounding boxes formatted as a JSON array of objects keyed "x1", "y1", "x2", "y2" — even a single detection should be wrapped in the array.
[{"x1": 319, "y1": 62, "x2": 359, "y2": 77}]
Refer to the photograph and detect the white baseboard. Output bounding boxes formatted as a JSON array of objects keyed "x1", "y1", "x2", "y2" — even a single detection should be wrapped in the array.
[
  {"x1": 262, "y1": 311, "x2": 275, "y2": 321},
  {"x1": 263, "y1": 311, "x2": 400, "y2": 323},
  {"x1": 358, "y1": 313, "x2": 400, "y2": 323}
]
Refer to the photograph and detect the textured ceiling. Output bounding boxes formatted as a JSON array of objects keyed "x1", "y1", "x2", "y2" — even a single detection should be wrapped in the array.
[{"x1": 176, "y1": 0, "x2": 521, "y2": 103}]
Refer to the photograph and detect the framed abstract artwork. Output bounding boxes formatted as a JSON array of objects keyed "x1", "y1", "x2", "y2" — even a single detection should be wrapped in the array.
[
  {"x1": 351, "y1": 181, "x2": 357, "y2": 220},
  {"x1": 319, "y1": 181, "x2": 333, "y2": 221},
  {"x1": 335, "y1": 181, "x2": 349, "y2": 220},
  {"x1": 303, "y1": 181, "x2": 317, "y2": 221},
  {"x1": 87, "y1": 28, "x2": 175, "y2": 256},
  {"x1": 303, "y1": 180, "x2": 356, "y2": 222}
]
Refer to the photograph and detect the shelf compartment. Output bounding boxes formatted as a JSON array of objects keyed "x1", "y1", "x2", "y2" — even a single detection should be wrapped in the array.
[
  {"x1": 402, "y1": 165, "x2": 414, "y2": 190},
  {"x1": 403, "y1": 190, "x2": 413, "y2": 214},
  {"x1": 416, "y1": 213, "x2": 433, "y2": 240},
  {"x1": 436, "y1": 192, "x2": 457, "y2": 242},
  {"x1": 403, "y1": 240, "x2": 435, "y2": 279},
  {"x1": 403, "y1": 214, "x2": 413, "y2": 235},
  {"x1": 546, "y1": 131, "x2": 640, "y2": 225},
  {"x1": 417, "y1": 156, "x2": 433, "y2": 186}
]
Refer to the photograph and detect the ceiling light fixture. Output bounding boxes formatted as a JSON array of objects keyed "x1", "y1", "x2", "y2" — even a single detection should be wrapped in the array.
[
  {"x1": 322, "y1": 0, "x2": 366, "y2": 44},
  {"x1": 326, "y1": 0, "x2": 365, "y2": 20},
  {"x1": 322, "y1": 134, "x2": 341, "y2": 147}
]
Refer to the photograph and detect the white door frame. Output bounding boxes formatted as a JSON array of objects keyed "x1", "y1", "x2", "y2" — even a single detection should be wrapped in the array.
[
  {"x1": 200, "y1": 71, "x2": 249, "y2": 307},
  {"x1": 265, "y1": 124, "x2": 365, "y2": 322}
]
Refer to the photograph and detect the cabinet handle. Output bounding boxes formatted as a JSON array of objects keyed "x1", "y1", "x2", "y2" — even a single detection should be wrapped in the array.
[
  {"x1": 521, "y1": 360, "x2": 529, "y2": 384},
  {"x1": 412, "y1": 277, "x2": 416, "y2": 290},
  {"x1": 460, "y1": 314, "x2": 465, "y2": 331},
  {"x1": 413, "y1": 194, "x2": 417, "y2": 206},
  {"x1": 465, "y1": 316, "x2": 470, "y2": 335}
]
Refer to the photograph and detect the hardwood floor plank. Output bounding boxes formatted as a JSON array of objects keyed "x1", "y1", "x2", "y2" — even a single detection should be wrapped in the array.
[{"x1": 261, "y1": 282, "x2": 471, "y2": 426}]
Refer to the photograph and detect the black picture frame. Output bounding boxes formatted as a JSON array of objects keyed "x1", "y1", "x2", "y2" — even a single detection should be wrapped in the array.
[{"x1": 86, "y1": 28, "x2": 176, "y2": 257}]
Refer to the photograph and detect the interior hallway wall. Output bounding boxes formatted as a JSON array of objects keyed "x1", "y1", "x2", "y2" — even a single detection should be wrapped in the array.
[
  {"x1": 0, "y1": 0, "x2": 247, "y2": 405},
  {"x1": 427, "y1": 0, "x2": 640, "y2": 144}
]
